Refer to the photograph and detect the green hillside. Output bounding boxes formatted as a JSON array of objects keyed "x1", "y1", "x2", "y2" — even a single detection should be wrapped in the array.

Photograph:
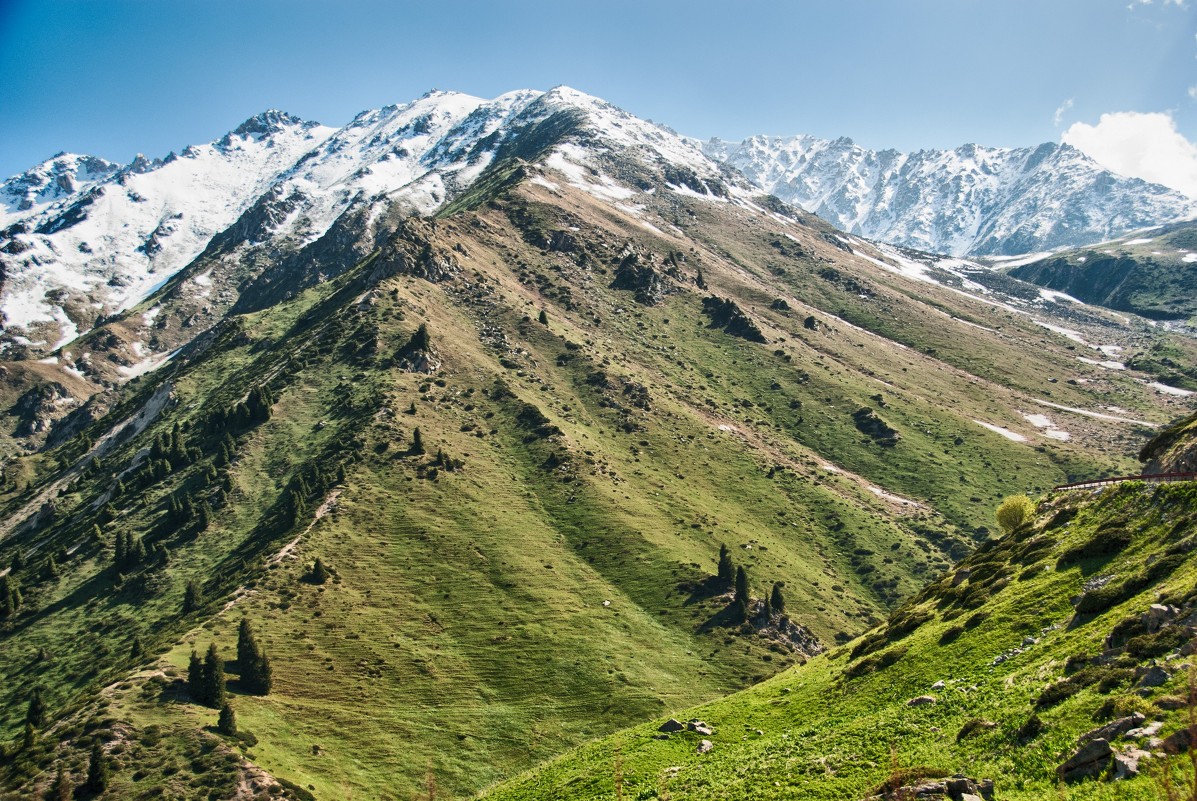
[{"x1": 0, "y1": 163, "x2": 1190, "y2": 800}]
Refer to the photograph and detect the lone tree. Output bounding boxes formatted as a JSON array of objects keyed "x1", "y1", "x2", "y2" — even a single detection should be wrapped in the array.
[
  {"x1": 25, "y1": 687, "x2": 46, "y2": 728},
  {"x1": 310, "y1": 557, "x2": 331, "y2": 585},
  {"x1": 84, "y1": 741, "x2": 109, "y2": 794},
  {"x1": 538, "y1": 309, "x2": 549, "y2": 325},
  {"x1": 995, "y1": 494, "x2": 1036, "y2": 535},
  {"x1": 182, "y1": 579, "x2": 203, "y2": 614},
  {"x1": 217, "y1": 702, "x2": 237, "y2": 736},
  {"x1": 411, "y1": 427, "x2": 426, "y2": 456},
  {"x1": 716, "y1": 544, "x2": 735, "y2": 591},
  {"x1": 770, "y1": 581, "x2": 786, "y2": 615}
]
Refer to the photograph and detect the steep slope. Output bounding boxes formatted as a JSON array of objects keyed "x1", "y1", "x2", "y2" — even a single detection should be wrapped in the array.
[
  {"x1": 0, "y1": 88, "x2": 1192, "y2": 800},
  {"x1": 1008, "y1": 220, "x2": 1197, "y2": 323},
  {"x1": 704, "y1": 136, "x2": 1196, "y2": 257},
  {"x1": 482, "y1": 433, "x2": 1197, "y2": 800}
]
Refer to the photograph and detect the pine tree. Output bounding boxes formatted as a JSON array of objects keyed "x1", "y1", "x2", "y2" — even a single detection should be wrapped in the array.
[
  {"x1": 217, "y1": 702, "x2": 237, "y2": 736},
  {"x1": 770, "y1": 581, "x2": 786, "y2": 615},
  {"x1": 84, "y1": 741, "x2": 109, "y2": 794},
  {"x1": 203, "y1": 642, "x2": 226, "y2": 709},
  {"x1": 130, "y1": 635, "x2": 144, "y2": 660},
  {"x1": 716, "y1": 544, "x2": 735, "y2": 590},
  {"x1": 538, "y1": 309, "x2": 549, "y2": 325},
  {"x1": 411, "y1": 427, "x2": 426, "y2": 456},
  {"x1": 196, "y1": 502, "x2": 211, "y2": 531},
  {"x1": 310, "y1": 557, "x2": 330, "y2": 585},
  {"x1": 408, "y1": 323, "x2": 431, "y2": 352},
  {"x1": 11, "y1": 551, "x2": 25, "y2": 571},
  {"x1": 114, "y1": 531, "x2": 127, "y2": 567},
  {"x1": 243, "y1": 647, "x2": 272, "y2": 696},
  {"x1": 695, "y1": 267, "x2": 708, "y2": 289},
  {"x1": 188, "y1": 650, "x2": 203, "y2": 700},
  {"x1": 22, "y1": 721, "x2": 36, "y2": 750},
  {"x1": 236, "y1": 619, "x2": 258, "y2": 674},
  {"x1": 41, "y1": 555, "x2": 58, "y2": 581},
  {"x1": 734, "y1": 566, "x2": 749, "y2": 607},
  {"x1": 1, "y1": 575, "x2": 21, "y2": 617},
  {"x1": 26, "y1": 687, "x2": 46, "y2": 727},
  {"x1": 763, "y1": 593, "x2": 773, "y2": 621},
  {"x1": 182, "y1": 579, "x2": 203, "y2": 614},
  {"x1": 48, "y1": 761, "x2": 71, "y2": 801}
]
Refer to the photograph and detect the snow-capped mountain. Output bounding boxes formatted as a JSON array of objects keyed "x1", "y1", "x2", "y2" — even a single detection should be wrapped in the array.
[
  {"x1": 0, "y1": 87, "x2": 741, "y2": 354},
  {"x1": 703, "y1": 136, "x2": 1196, "y2": 257},
  {"x1": 0, "y1": 112, "x2": 335, "y2": 346}
]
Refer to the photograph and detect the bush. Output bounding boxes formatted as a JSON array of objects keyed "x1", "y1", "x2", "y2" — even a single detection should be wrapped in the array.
[
  {"x1": 996, "y1": 495, "x2": 1036, "y2": 535},
  {"x1": 939, "y1": 625, "x2": 964, "y2": 645}
]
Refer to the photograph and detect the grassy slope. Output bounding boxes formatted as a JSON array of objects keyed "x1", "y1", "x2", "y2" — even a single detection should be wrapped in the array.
[
  {"x1": 483, "y1": 479, "x2": 1197, "y2": 801},
  {"x1": 0, "y1": 178, "x2": 1187, "y2": 798}
]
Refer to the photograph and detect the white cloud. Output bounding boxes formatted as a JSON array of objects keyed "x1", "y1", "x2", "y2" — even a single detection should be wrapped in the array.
[
  {"x1": 1190, "y1": 85, "x2": 1197, "y2": 101},
  {"x1": 1053, "y1": 98, "x2": 1074, "y2": 127},
  {"x1": 1062, "y1": 111, "x2": 1197, "y2": 199}
]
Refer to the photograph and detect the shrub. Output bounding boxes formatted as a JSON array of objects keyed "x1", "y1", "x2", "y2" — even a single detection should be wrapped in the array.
[{"x1": 996, "y1": 495, "x2": 1036, "y2": 535}]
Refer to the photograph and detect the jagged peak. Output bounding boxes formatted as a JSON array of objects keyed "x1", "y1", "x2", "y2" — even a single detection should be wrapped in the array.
[{"x1": 231, "y1": 108, "x2": 313, "y2": 138}]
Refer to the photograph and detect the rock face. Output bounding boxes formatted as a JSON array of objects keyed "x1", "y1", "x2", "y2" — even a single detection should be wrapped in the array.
[
  {"x1": 866, "y1": 774, "x2": 994, "y2": 801},
  {"x1": 704, "y1": 135, "x2": 1195, "y2": 257},
  {"x1": 1057, "y1": 738, "x2": 1113, "y2": 782}
]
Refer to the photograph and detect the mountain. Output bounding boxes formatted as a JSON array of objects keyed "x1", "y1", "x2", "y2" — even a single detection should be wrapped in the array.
[
  {"x1": 703, "y1": 136, "x2": 1196, "y2": 257},
  {"x1": 483, "y1": 419, "x2": 1197, "y2": 800},
  {"x1": 0, "y1": 111, "x2": 335, "y2": 352},
  {"x1": 1007, "y1": 219, "x2": 1197, "y2": 323},
  {"x1": 0, "y1": 88, "x2": 1192, "y2": 799}
]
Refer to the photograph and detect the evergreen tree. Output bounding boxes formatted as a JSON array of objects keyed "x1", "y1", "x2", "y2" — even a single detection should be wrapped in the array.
[
  {"x1": 114, "y1": 531, "x2": 127, "y2": 567},
  {"x1": 406, "y1": 401, "x2": 417, "y2": 415},
  {"x1": 202, "y1": 642, "x2": 226, "y2": 709},
  {"x1": 48, "y1": 761, "x2": 71, "y2": 801},
  {"x1": 182, "y1": 579, "x2": 203, "y2": 614},
  {"x1": 763, "y1": 594, "x2": 773, "y2": 621},
  {"x1": 236, "y1": 619, "x2": 258, "y2": 674},
  {"x1": 41, "y1": 555, "x2": 58, "y2": 581},
  {"x1": 310, "y1": 557, "x2": 331, "y2": 585},
  {"x1": 130, "y1": 635, "x2": 144, "y2": 660},
  {"x1": 695, "y1": 267, "x2": 708, "y2": 289},
  {"x1": 188, "y1": 650, "x2": 203, "y2": 700},
  {"x1": 84, "y1": 741, "x2": 109, "y2": 794},
  {"x1": 196, "y1": 502, "x2": 211, "y2": 531},
  {"x1": 22, "y1": 721, "x2": 36, "y2": 750},
  {"x1": 734, "y1": 566, "x2": 749, "y2": 607},
  {"x1": 770, "y1": 581, "x2": 786, "y2": 615},
  {"x1": 217, "y1": 702, "x2": 237, "y2": 736},
  {"x1": 411, "y1": 427, "x2": 426, "y2": 456},
  {"x1": 716, "y1": 544, "x2": 735, "y2": 590},
  {"x1": 1, "y1": 575, "x2": 21, "y2": 617},
  {"x1": 538, "y1": 309, "x2": 549, "y2": 325},
  {"x1": 11, "y1": 551, "x2": 25, "y2": 572},
  {"x1": 243, "y1": 647, "x2": 273, "y2": 696},
  {"x1": 26, "y1": 687, "x2": 46, "y2": 727},
  {"x1": 408, "y1": 323, "x2": 431, "y2": 352}
]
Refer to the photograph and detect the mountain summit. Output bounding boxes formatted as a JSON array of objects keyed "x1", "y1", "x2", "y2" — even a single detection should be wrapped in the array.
[{"x1": 704, "y1": 135, "x2": 1196, "y2": 257}]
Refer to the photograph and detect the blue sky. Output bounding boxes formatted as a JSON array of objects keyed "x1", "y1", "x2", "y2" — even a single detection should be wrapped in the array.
[{"x1": 2, "y1": 0, "x2": 1195, "y2": 192}]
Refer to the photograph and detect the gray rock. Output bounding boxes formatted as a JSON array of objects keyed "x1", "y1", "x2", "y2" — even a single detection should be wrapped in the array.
[
  {"x1": 1057, "y1": 738, "x2": 1113, "y2": 782},
  {"x1": 1078, "y1": 713, "x2": 1145, "y2": 745},
  {"x1": 1142, "y1": 604, "x2": 1177, "y2": 633},
  {"x1": 1126, "y1": 720, "x2": 1164, "y2": 738},
  {"x1": 952, "y1": 569, "x2": 971, "y2": 586},
  {"x1": 1164, "y1": 727, "x2": 1193, "y2": 754},
  {"x1": 1136, "y1": 665, "x2": 1171, "y2": 688},
  {"x1": 696, "y1": 739, "x2": 713, "y2": 754},
  {"x1": 931, "y1": 680, "x2": 946, "y2": 690},
  {"x1": 658, "y1": 718, "x2": 684, "y2": 733},
  {"x1": 907, "y1": 695, "x2": 937, "y2": 706},
  {"x1": 1113, "y1": 748, "x2": 1152, "y2": 779}
]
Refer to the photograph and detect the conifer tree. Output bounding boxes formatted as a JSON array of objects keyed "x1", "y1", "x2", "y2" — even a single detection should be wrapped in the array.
[
  {"x1": 188, "y1": 650, "x2": 203, "y2": 700},
  {"x1": 1, "y1": 574, "x2": 21, "y2": 617},
  {"x1": 716, "y1": 543, "x2": 735, "y2": 590},
  {"x1": 22, "y1": 721, "x2": 36, "y2": 750},
  {"x1": 411, "y1": 427, "x2": 426, "y2": 456},
  {"x1": 114, "y1": 531, "x2": 127, "y2": 567},
  {"x1": 217, "y1": 702, "x2": 237, "y2": 736},
  {"x1": 408, "y1": 323, "x2": 431, "y2": 352},
  {"x1": 310, "y1": 557, "x2": 331, "y2": 585},
  {"x1": 41, "y1": 554, "x2": 58, "y2": 581},
  {"x1": 11, "y1": 551, "x2": 25, "y2": 571},
  {"x1": 236, "y1": 619, "x2": 258, "y2": 674},
  {"x1": 538, "y1": 309, "x2": 549, "y2": 325},
  {"x1": 26, "y1": 687, "x2": 46, "y2": 727},
  {"x1": 182, "y1": 579, "x2": 203, "y2": 614},
  {"x1": 243, "y1": 647, "x2": 273, "y2": 696},
  {"x1": 84, "y1": 741, "x2": 109, "y2": 794},
  {"x1": 734, "y1": 565, "x2": 749, "y2": 606},
  {"x1": 130, "y1": 635, "x2": 144, "y2": 660},
  {"x1": 770, "y1": 581, "x2": 786, "y2": 615},
  {"x1": 203, "y1": 642, "x2": 226, "y2": 709},
  {"x1": 196, "y1": 502, "x2": 211, "y2": 531}
]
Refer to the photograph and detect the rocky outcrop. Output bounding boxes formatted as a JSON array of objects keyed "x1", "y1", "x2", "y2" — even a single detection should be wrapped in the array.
[{"x1": 1057, "y1": 738, "x2": 1113, "y2": 782}]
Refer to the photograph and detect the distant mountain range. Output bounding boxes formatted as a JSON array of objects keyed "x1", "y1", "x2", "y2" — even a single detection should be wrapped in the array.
[{"x1": 703, "y1": 135, "x2": 1195, "y2": 257}]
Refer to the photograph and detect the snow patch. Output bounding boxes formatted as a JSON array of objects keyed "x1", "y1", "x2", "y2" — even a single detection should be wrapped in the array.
[
  {"x1": 973, "y1": 420, "x2": 1028, "y2": 442},
  {"x1": 1149, "y1": 382, "x2": 1195, "y2": 397}
]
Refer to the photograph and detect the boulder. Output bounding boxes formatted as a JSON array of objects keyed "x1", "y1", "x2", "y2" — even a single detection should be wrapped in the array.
[
  {"x1": 907, "y1": 695, "x2": 937, "y2": 707},
  {"x1": 687, "y1": 720, "x2": 714, "y2": 736},
  {"x1": 1164, "y1": 727, "x2": 1193, "y2": 754},
  {"x1": 931, "y1": 680, "x2": 946, "y2": 690},
  {"x1": 952, "y1": 569, "x2": 971, "y2": 586},
  {"x1": 696, "y1": 739, "x2": 713, "y2": 754},
  {"x1": 1142, "y1": 604, "x2": 1177, "y2": 633},
  {"x1": 1136, "y1": 665, "x2": 1170, "y2": 688},
  {"x1": 658, "y1": 718, "x2": 684, "y2": 733},
  {"x1": 1126, "y1": 720, "x2": 1164, "y2": 738},
  {"x1": 1077, "y1": 713, "x2": 1145, "y2": 745},
  {"x1": 1057, "y1": 738, "x2": 1113, "y2": 782},
  {"x1": 1113, "y1": 748, "x2": 1152, "y2": 779}
]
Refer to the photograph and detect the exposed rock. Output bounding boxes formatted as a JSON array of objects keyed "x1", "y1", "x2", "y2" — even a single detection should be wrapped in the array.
[
  {"x1": 951, "y1": 569, "x2": 971, "y2": 586},
  {"x1": 852, "y1": 407, "x2": 901, "y2": 447},
  {"x1": 687, "y1": 720, "x2": 714, "y2": 736},
  {"x1": 1136, "y1": 665, "x2": 1170, "y2": 689},
  {"x1": 610, "y1": 250, "x2": 669, "y2": 306},
  {"x1": 702, "y1": 295, "x2": 767, "y2": 342},
  {"x1": 1126, "y1": 720, "x2": 1165, "y2": 738},
  {"x1": 696, "y1": 739, "x2": 713, "y2": 754},
  {"x1": 1113, "y1": 748, "x2": 1153, "y2": 779},
  {"x1": 1143, "y1": 604, "x2": 1178, "y2": 633},
  {"x1": 658, "y1": 718, "x2": 684, "y2": 733},
  {"x1": 1078, "y1": 713, "x2": 1144, "y2": 745},
  {"x1": 931, "y1": 680, "x2": 946, "y2": 690},
  {"x1": 1163, "y1": 727, "x2": 1193, "y2": 754},
  {"x1": 907, "y1": 695, "x2": 937, "y2": 707},
  {"x1": 1057, "y1": 738, "x2": 1113, "y2": 782},
  {"x1": 864, "y1": 774, "x2": 993, "y2": 801}
]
